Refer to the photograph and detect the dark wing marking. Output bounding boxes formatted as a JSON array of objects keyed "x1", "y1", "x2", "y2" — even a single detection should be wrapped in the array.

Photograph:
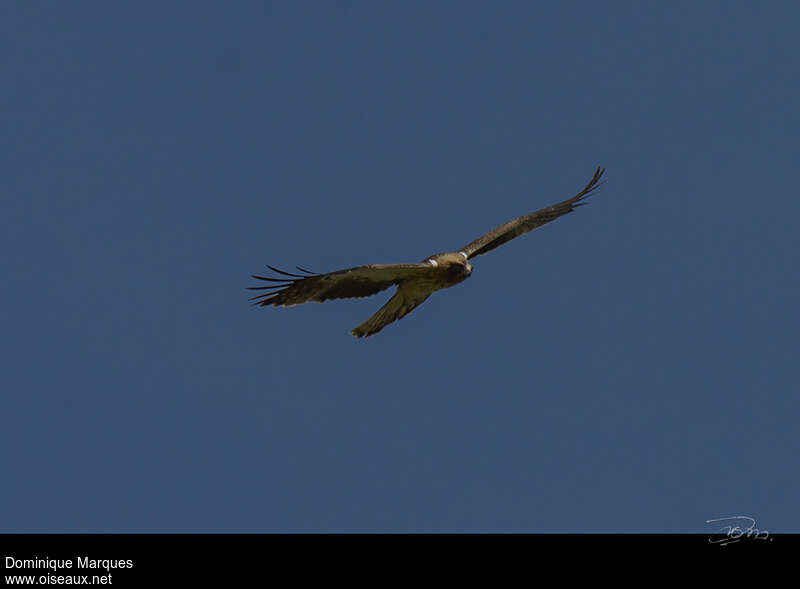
[
  {"x1": 458, "y1": 166, "x2": 605, "y2": 259},
  {"x1": 247, "y1": 263, "x2": 436, "y2": 307}
]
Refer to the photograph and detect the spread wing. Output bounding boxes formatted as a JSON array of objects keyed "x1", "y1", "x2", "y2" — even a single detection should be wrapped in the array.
[
  {"x1": 248, "y1": 263, "x2": 437, "y2": 307},
  {"x1": 458, "y1": 166, "x2": 605, "y2": 259}
]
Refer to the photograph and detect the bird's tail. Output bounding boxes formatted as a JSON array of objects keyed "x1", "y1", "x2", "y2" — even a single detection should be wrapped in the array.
[{"x1": 350, "y1": 289, "x2": 429, "y2": 338}]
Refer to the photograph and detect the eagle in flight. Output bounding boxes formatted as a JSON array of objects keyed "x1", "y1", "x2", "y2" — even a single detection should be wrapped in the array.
[{"x1": 249, "y1": 166, "x2": 605, "y2": 338}]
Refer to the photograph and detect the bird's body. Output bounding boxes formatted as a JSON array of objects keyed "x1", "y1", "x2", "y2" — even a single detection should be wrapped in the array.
[{"x1": 249, "y1": 167, "x2": 605, "y2": 338}]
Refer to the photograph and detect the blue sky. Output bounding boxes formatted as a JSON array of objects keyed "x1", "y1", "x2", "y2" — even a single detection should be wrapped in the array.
[{"x1": 3, "y1": 1, "x2": 798, "y2": 532}]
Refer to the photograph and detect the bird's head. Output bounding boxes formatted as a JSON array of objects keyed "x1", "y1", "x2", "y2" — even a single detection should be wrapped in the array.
[{"x1": 427, "y1": 251, "x2": 472, "y2": 284}]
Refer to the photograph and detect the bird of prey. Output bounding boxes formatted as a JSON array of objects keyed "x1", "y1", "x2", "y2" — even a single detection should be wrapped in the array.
[{"x1": 249, "y1": 166, "x2": 605, "y2": 338}]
